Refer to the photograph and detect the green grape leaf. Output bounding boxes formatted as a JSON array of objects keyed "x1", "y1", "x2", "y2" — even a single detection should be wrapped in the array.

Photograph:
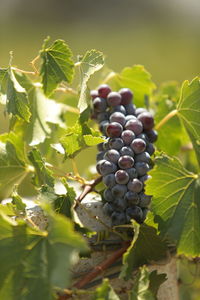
[
  {"x1": 0, "y1": 68, "x2": 8, "y2": 94},
  {"x1": 11, "y1": 188, "x2": 26, "y2": 215},
  {"x1": 78, "y1": 49, "x2": 104, "y2": 113},
  {"x1": 106, "y1": 65, "x2": 156, "y2": 107},
  {"x1": 0, "y1": 205, "x2": 88, "y2": 299},
  {"x1": 129, "y1": 266, "x2": 165, "y2": 300},
  {"x1": 145, "y1": 154, "x2": 200, "y2": 257},
  {"x1": 120, "y1": 223, "x2": 168, "y2": 280},
  {"x1": 0, "y1": 133, "x2": 28, "y2": 201},
  {"x1": 177, "y1": 77, "x2": 200, "y2": 166},
  {"x1": 28, "y1": 148, "x2": 54, "y2": 188},
  {"x1": 60, "y1": 121, "x2": 105, "y2": 158},
  {"x1": 93, "y1": 278, "x2": 120, "y2": 300},
  {"x1": 40, "y1": 39, "x2": 74, "y2": 96}
]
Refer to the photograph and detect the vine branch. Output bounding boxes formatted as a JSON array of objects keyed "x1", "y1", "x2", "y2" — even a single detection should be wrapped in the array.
[{"x1": 155, "y1": 109, "x2": 177, "y2": 130}]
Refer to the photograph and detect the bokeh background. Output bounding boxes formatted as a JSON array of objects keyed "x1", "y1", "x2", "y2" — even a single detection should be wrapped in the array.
[{"x1": 0, "y1": 1, "x2": 200, "y2": 299}]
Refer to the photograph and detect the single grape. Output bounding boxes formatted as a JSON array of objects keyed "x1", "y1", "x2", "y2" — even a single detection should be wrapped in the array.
[
  {"x1": 108, "y1": 138, "x2": 124, "y2": 150},
  {"x1": 126, "y1": 206, "x2": 143, "y2": 223},
  {"x1": 125, "y1": 119, "x2": 143, "y2": 135},
  {"x1": 111, "y1": 211, "x2": 127, "y2": 226},
  {"x1": 104, "y1": 149, "x2": 120, "y2": 163},
  {"x1": 103, "y1": 188, "x2": 115, "y2": 202},
  {"x1": 90, "y1": 90, "x2": 99, "y2": 100},
  {"x1": 115, "y1": 170, "x2": 130, "y2": 184},
  {"x1": 120, "y1": 146, "x2": 134, "y2": 157},
  {"x1": 127, "y1": 178, "x2": 143, "y2": 193},
  {"x1": 107, "y1": 92, "x2": 122, "y2": 106},
  {"x1": 99, "y1": 120, "x2": 109, "y2": 135},
  {"x1": 93, "y1": 97, "x2": 107, "y2": 112},
  {"x1": 97, "y1": 143, "x2": 104, "y2": 152},
  {"x1": 125, "y1": 103, "x2": 136, "y2": 115},
  {"x1": 146, "y1": 143, "x2": 155, "y2": 156},
  {"x1": 106, "y1": 122, "x2": 123, "y2": 138},
  {"x1": 131, "y1": 138, "x2": 146, "y2": 154},
  {"x1": 118, "y1": 155, "x2": 134, "y2": 169},
  {"x1": 97, "y1": 112, "x2": 110, "y2": 123},
  {"x1": 109, "y1": 112, "x2": 126, "y2": 126},
  {"x1": 96, "y1": 159, "x2": 106, "y2": 174},
  {"x1": 136, "y1": 133, "x2": 149, "y2": 143},
  {"x1": 137, "y1": 112, "x2": 154, "y2": 130},
  {"x1": 103, "y1": 174, "x2": 116, "y2": 188},
  {"x1": 98, "y1": 84, "x2": 111, "y2": 98},
  {"x1": 139, "y1": 174, "x2": 152, "y2": 183},
  {"x1": 119, "y1": 88, "x2": 133, "y2": 105},
  {"x1": 99, "y1": 160, "x2": 117, "y2": 176},
  {"x1": 126, "y1": 167, "x2": 138, "y2": 179},
  {"x1": 135, "y1": 107, "x2": 147, "y2": 116},
  {"x1": 111, "y1": 184, "x2": 127, "y2": 197},
  {"x1": 110, "y1": 105, "x2": 126, "y2": 115},
  {"x1": 145, "y1": 129, "x2": 158, "y2": 143},
  {"x1": 121, "y1": 130, "x2": 135, "y2": 145},
  {"x1": 125, "y1": 115, "x2": 137, "y2": 122},
  {"x1": 135, "y1": 152, "x2": 151, "y2": 163},
  {"x1": 125, "y1": 191, "x2": 140, "y2": 205},
  {"x1": 135, "y1": 162, "x2": 150, "y2": 176},
  {"x1": 139, "y1": 193, "x2": 151, "y2": 207},
  {"x1": 103, "y1": 202, "x2": 114, "y2": 216},
  {"x1": 114, "y1": 197, "x2": 128, "y2": 211},
  {"x1": 96, "y1": 151, "x2": 106, "y2": 161}
]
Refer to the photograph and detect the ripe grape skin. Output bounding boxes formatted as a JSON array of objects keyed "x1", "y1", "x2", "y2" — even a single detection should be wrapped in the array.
[
  {"x1": 127, "y1": 178, "x2": 143, "y2": 193},
  {"x1": 90, "y1": 90, "x2": 99, "y2": 100},
  {"x1": 118, "y1": 155, "x2": 134, "y2": 169},
  {"x1": 135, "y1": 107, "x2": 147, "y2": 116},
  {"x1": 139, "y1": 193, "x2": 151, "y2": 208},
  {"x1": 125, "y1": 115, "x2": 137, "y2": 122},
  {"x1": 103, "y1": 174, "x2": 116, "y2": 188},
  {"x1": 111, "y1": 184, "x2": 127, "y2": 197},
  {"x1": 99, "y1": 160, "x2": 117, "y2": 176},
  {"x1": 146, "y1": 143, "x2": 155, "y2": 156},
  {"x1": 120, "y1": 146, "x2": 134, "y2": 157},
  {"x1": 137, "y1": 112, "x2": 154, "y2": 130},
  {"x1": 96, "y1": 159, "x2": 106, "y2": 174},
  {"x1": 125, "y1": 191, "x2": 140, "y2": 205},
  {"x1": 93, "y1": 97, "x2": 107, "y2": 112},
  {"x1": 115, "y1": 170, "x2": 130, "y2": 184},
  {"x1": 121, "y1": 130, "x2": 135, "y2": 145},
  {"x1": 126, "y1": 167, "x2": 138, "y2": 179},
  {"x1": 107, "y1": 92, "x2": 122, "y2": 106},
  {"x1": 145, "y1": 129, "x2": 158, "y2": 143},
  {"x1": 119, "y1": 88, "x2": 133, "y2": 105},
  {"x1": 139, "y1": 174, "x2": 152, "y2": 184},
  {"x1": 110, "y1": 105, "x2": 126, "y2": 115},
  {"x1": 106, "y1": 122, "x2": 123, "y2": 138},
  {"x1": 104, "y1": 149, "x2": 120, "y2": 163},
  {"x1": 97, "y1": 112, "x2": 110, "y2": 123},
  {"x1": 99, "y1": 120, "x2": 109, "y2": 135},
  {"x1": 135, "y1": 162, "x2": 150, "y2": 176},
  {"x1": 98, "y1": 84, "x2": 111, "y2": 98},
  {"x1": 135, "y1": 152, "x2": 151, "y2": 163},
  {"x1": 109, "y1": 112, "x2": 126, "y2": 126},
  {"x1": 131, "y1": 138, "x2": 146, "y2": 154},
  {"x1": 125, "y1": 119, "x2": 143, "y2": 135},
  {"x1": 103, "y1": 202, "x2": 114, "y2": 216},
  {"x1": 114, "y1": 197, "x2": 128, "y2": 211},
  {"x1": 126, "y1": 206, "x2": 143, "y2": 223},
  {"x1": 111, "y1": 211, "x2": 127, "y2": 226},
  {"x1": 136, "y1": 133, "x2": 149, "y2": 143},
  {"x1": 108, "y1": 138, "x2": 124, "y2": 150},
  {"x1": 125, "y1": 104, "x2": 136, "y2": 115},
  {"x1": 103, "y1": 188, "x2": 115, "y2": 202}
]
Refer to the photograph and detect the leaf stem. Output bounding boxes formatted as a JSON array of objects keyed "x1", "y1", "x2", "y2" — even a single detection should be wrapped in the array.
[
  {"x1": 30, "y1": 55, "x2": 40, "y2": 74},
  {"x1": 155, "y1": 109, "x2": 178, "y2": 130},
  {"x1": 56, "y1": 87, "x2": 78, "y2": 96},
  {"x1": 11, "y1": 67, "x2": 36, "y2": 75},
  {"x1": 71, "y1": 158, "x2": 80, "y2": 178}
]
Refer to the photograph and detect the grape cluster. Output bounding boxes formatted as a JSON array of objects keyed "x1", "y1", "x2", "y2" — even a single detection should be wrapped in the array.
[{"x1": 91, "y1": 84, "x2": 157, "y2": 226}]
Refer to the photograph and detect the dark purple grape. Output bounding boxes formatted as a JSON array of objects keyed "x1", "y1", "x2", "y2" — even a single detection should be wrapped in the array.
[
  {"x1": 131, "y1": 138, "x2": 146, "y2": 154},
  {"x1": 111, "y1": 211, "x2": 127, "y2": 226},
  {"x1": 139, "y1": 174, "x2": 152, "y2": 183},
  {"x1": 103, "y1": 174, "x2": 116, "y2": 188},
  {"x1": 125, "y1": 104, "x2": 136, "y2": 115},
  {"x1": 104, "y1": 188, "x2": 115, "y2": 202},
  {"x1": 135, "y1": 162, "x2": 150, "y2": 176},
  {"x1": 99, "y1": 160, "x2": 117, "y2": 176},
  {"x1": 99, "y1": 120, "x2": 109, "y2": 135},
  {"x1": 121, "y1": 130, "x2": 135, "y2": 145},
  {"x1": 126, "y1": 168, "x2": 138, "y2": 179},
  {"x1": 120, "y1": 146, "x2": 134, "y2": 157},
  {"x1": 109, "y1": 112, "x2": 126, "y2": 126},
  {"x1": 119, "y1": 88, "x2": 133, "y2": 105},
  {"x1": 118, "y1": 155, "x2": 134, "y2": 169},
  {"x1": 115, "y1": 170, "x2": 130, "y2": 184},
  {"x1": 125, "y1": 115, "x2": 137, "y2": 122},
  {"x1": 103, "y1": 202, "x2": 114, "y2": 216},
  {"x1": 146, "y1": 143, "x2": 155, "y2": 156},
  {"x1": 137, "y1": 112, "x2": 154, "y2": 130},
  {"x1": 96, "y1": 159, "x2": 106, "y2": 174},
  {"x1": 125, "y1": 191, "x2": 139, "y2": 205},
  {"x1": 107, "y1": 92, "x2": 122, "y2": 106},
  {"x1": 106, "y1": 122, "x2": 123, "y2": 138},
  {"x1": 135, "y1": 152, "x2": 151, "y2": 163},
  {"x1": 135, "y1": 107, "x2": 147, "y2": 116},
  {"x1": 127, "y1": 178, "x2": 143, "y2": 193},
  {"x1": 96, "y1": 151, "x2": 106, "y2": 161},
  {"x1": 139, "y1": 193, "x2": 151, "y2": 208},
  {"x1": 145, "y1": 129, "x2": 158, "y2": 143},
  {"x1": 137, "y1": 133, "x2": 148, "y2": 142},
  {"x1": 141, "y1": 208, "x2": 148, "y2": 222},
  {"x1": 97, "y1": 143, "x2": 104, "y2": 152},
  {"x1": 111, "y1": 184, "x2": 127, "y2": 197},
  {"x1": 98, "y1": 84, "x2": 111, "y2": 98},
  {"x1": 125, "y1": 119, "x2": 143, "y2": 135},
  {"x1": 90, "y1": 90, "x2": 99, "y2": 100},
  {"x1": 126, "y1": 206, "x2": 143, "y2": 223},
  {"x1": 104, "y1": 149, "x2": 120, "y2": 163},
  {"x1": 108, "y1": 138, "x2": 124, "y2": 150},
  {"x1": 114, "y1": 197, "x2": 127, "y2": 211},
  {"x1": 93, "y1": 97, "x2": 107, "y2": 112},
  {"x1": 110, "y1": 105, "x2": 126, "y2": 115},
  {"x1": 97, "y1": 112, "x2": 110, "y2": 122}
]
